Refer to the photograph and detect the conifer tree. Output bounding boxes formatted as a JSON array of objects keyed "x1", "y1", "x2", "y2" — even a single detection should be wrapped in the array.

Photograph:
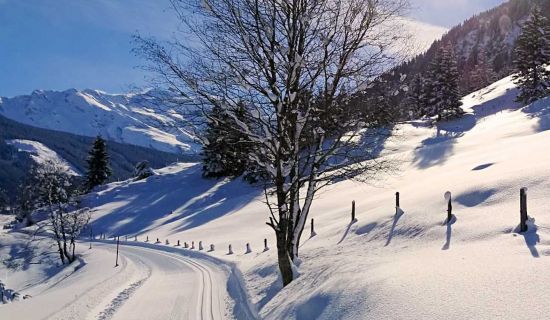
[
  {"x1": 513, "y1": 5, "x2": 550, "y2": 103},
  {"x1": 406, "y1": 74, "x2": 428, "y2": 118},
  {"x1": 202, "y1": 105, "x2": 252, "y2": 179},
  {"x1": 426, "y1": 43, "x2": 463, "y2": 121},
  {"x1": 85, "y1": 136, "x2": 112, "y2": 191},
  {"x1": 470, "y1": 47, "x2": 496, "y2": 91}
]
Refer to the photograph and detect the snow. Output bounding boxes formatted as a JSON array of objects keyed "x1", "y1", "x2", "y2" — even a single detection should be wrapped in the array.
[
  {"x1": 0, "y1": 232, "x2": 255, "y2": 319},
  {"x1": 0, "y1": 89, "x2": 201, "y2": 155},
  {"x1": 6, "y1": 139, "x2": 80, "y2": 175},
  {"x1": 3, "y1": 74, "x2": 550, "y2": 319},
  {"x1": 398, "y1": 19, "x2": 448, "y2": 56}
]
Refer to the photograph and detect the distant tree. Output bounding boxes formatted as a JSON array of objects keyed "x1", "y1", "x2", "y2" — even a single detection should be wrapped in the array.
[
  {"x1": 513, "y1": 5, "x2": 550, "y2": 103},
  {"x1": 405, "y1": 74, "x2": 428, "y2": 118},
  {"x1": 202, "y1": 104, "x2": 254, "y2": 180},
  {"x1": 15, "y1": 179, "x2": 39, "y2": 226},
  {"x1": 426, "y1": 43, "x2": 463, "y2": 121},
  {"x1": 0, "y1": 188, "x2": 8, "y2": 215},
  {"x1": 85, "y1": 136, "x2": 112, "y2": 191},
  {"x1": 32, "y1": 160, "x2": 90, "y2": 264},
  {"x1": 469, "y1": 47, "x2": 496, "y2": 91},
  {"x1": 133, "y1": 160, "x2": 155, "y2": 180}
]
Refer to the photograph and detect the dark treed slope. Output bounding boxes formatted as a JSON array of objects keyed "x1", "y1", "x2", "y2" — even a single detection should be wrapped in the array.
[
  {"x1": 0, "y1": 114, "x2": 197, "y2": 199},
  {"x1": 369, "y1": 0, "x2": 550, "y2": 118},
  {"x1": 403, "y1": 0, "x2": 549, "y2": 93}
]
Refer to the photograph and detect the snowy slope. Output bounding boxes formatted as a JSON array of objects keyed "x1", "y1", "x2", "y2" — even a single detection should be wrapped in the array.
[
  {"x1": 0, "y1": 89, "x2": 201, "y2": 155},
  {"x1": 6, "y1": 139, "x2": 80, "y2": 175},
  {"x1": 4, "y1": 75, "x2": 550, "y2": 319}
]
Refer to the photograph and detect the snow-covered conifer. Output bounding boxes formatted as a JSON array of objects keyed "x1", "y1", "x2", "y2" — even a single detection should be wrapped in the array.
[
  {"x1": 84, "y1": 136, "x2": 112, "y2": 192},
  {"x1": 406, "y1": 74, "x2": 428, "y2": 118},
  {"x1": 202, "y1": 104, "x2": 260, "y2": 181},
  {"x1": 426, "y1": 43, "x2": 463, "y2": 121},
  {"x1": 513, "y1": 5, "x2": 550, "y2": 103},
  {"x1": 133, "y1": 160, "x2": 155, "y2": 180}
]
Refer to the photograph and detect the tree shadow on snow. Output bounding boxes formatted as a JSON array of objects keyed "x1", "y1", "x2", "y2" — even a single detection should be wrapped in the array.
[
  {"x1": 295, "y1": 295, "x2": 331, "y2": 320},
  {"x1": 521, "y1": 96, "x2": 550, "y2": 133},
  {"x1": 412, "y1": 115, "x2": 475, "y2": 169},
  {"x1": 355, "y1": 222, "x2": 378, "y2": 235},
  {"x1": 89, "y1": 164, "x2": 261, "y2": 236},
  {"x1": 321, "y1": 126, "x2": 394, "y2": 184},
  {"x1": 442, "y1": 215, "x2": 457, "y2": 251},
  {"x1": 471, "y1": 163, "x2": 494, "y2": 171},
  {"x1": 468, "y1": 86, "x2": 520, "y2": 119},
  {"x1": 454, "y1": 189, "x2": 497, "y2": 207}
]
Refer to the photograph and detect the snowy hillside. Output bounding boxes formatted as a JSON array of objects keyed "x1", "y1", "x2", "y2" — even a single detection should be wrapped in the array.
[
  {"x1": 6, "y1": 139, "x2": 80, "y2": 175},
  {"x1": 3, "y1": 75, "x2": 550, "y2": 319},
  {"x1": 0, "y1": 89, "x2": 201, "y2": 155}
]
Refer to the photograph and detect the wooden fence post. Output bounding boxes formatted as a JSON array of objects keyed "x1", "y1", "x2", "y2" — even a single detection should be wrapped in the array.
[
  {"x1": 264, "y1": 238, "x2": 269, "y2": 251},
  {"x1": 310, "y1": 218, "x2": 317, "y2": 237},
  {"x1": 210, "y1": 244, "x2": 215, "y2": 251},
  {"x1": 245, "y1": 243, "x2": 251, "y2": 254},
  {"x1": 520, "y1": 187, "x2": 528, "y2": 232},
  {"x1": 445, "y1": 191, "x2": 452, "y2": 223},
  {"x1": 199, "y1": 241, "x2": 203, "y2": 250},
  {"x1": 191, "y1": 241, "x2": 195, "y2": 249},
  {"x1": 89, "y1": 227, "x2": 93, "y2": 249},
  {"x1": 395, "y1": 192, "x2": 400, "y2": 215},
  {"x1": 115, "y1": 236, "x2": 120, "y2": 267},
  {"x1": 351, "y1": 200, "x2": 356, "y2": 222},
  {"x1": 228, "y1": 244, "x2": 233, "y2": 255}
]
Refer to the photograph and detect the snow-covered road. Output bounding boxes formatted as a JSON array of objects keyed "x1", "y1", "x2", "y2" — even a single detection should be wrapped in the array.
[
  {"x1": 0, "y1": 240, "x2": 256, "y2": 320},
  {"x1": 99, "y1": 244, "x2": 227, "y2": 320}
]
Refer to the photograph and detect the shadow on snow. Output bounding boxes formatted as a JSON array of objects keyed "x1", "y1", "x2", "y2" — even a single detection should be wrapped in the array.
[{"x1": 88, "y1": 164, "x2": 262, "y2": 236}]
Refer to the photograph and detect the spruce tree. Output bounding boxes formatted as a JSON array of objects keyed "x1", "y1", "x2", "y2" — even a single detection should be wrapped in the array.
[
  {"x1": 426, "y1": 43, "x2": 463, "y2": 121},
  {"x1": 202, "y1": 105, "x2": 251, "y2": 179},
  {"x1": 513, "y1": 5, "x2": 550, "y2": 103},
  {"x1": 470, "y1": 47, "x2": 496, "y2": 91},
  {"x1": 406, "y1": 74, "x2": 428, "y2": 118},
  {"x1": 85, "y1": 136, "x2": 112, "y2": 191}
]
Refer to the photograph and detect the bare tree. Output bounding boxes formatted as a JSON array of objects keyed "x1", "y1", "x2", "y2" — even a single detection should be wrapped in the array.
[
  {"x1": 136, "y1": 0, "x2": 409, "y2": 286},
  {"x1": 31, "y1": 160, "x2": 90, "y2": 264}
]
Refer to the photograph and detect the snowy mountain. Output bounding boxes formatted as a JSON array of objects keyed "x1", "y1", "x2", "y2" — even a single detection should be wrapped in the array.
[
  {"x1": 0, "y1": 89, "x2": 201, "y2": 155},
  {"x1": 6, "y1": 139, "x2": 80, "y2": 176},
  {"x1": 3, "y1": 73, "x2": 550, "y2": 319}
]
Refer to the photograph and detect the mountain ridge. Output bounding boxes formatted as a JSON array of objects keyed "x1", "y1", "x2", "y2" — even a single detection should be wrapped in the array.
[{"x1": 0, "y1": 88, "x2": 201, "y2": 155}]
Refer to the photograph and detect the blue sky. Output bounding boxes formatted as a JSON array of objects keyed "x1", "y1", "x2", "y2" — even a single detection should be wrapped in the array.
[{"x1": 0, "y1": 0, "x2": 506, "y2": 97}]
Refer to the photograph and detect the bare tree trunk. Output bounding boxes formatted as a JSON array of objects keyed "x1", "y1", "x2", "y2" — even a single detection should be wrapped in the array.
[
  {"x1": 49, "y1": 208, "x2": 66, "y2": 264},
  {"x1": 276, "y1": 220, "x2": 294, "y2": 286},
  {"x1": 134, "y1": 0, "x2": 408, "y2": 287}
]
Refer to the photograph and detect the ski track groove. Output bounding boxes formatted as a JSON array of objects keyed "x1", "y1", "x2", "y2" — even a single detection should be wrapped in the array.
[
  {"x1": 40, "y1": 248, "x2": 132, "y2": 320},
  {"x1": 125, "y1": 246, "x2": 225, "y2": 320},
  {"x1": 95, "y1": 255, "x2": 152, "y2": 320}
]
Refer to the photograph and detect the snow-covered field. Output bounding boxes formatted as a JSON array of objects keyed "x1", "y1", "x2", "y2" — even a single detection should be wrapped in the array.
[{"x1": 2, "y1": 75, "x2": 550, "y2": 319}]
